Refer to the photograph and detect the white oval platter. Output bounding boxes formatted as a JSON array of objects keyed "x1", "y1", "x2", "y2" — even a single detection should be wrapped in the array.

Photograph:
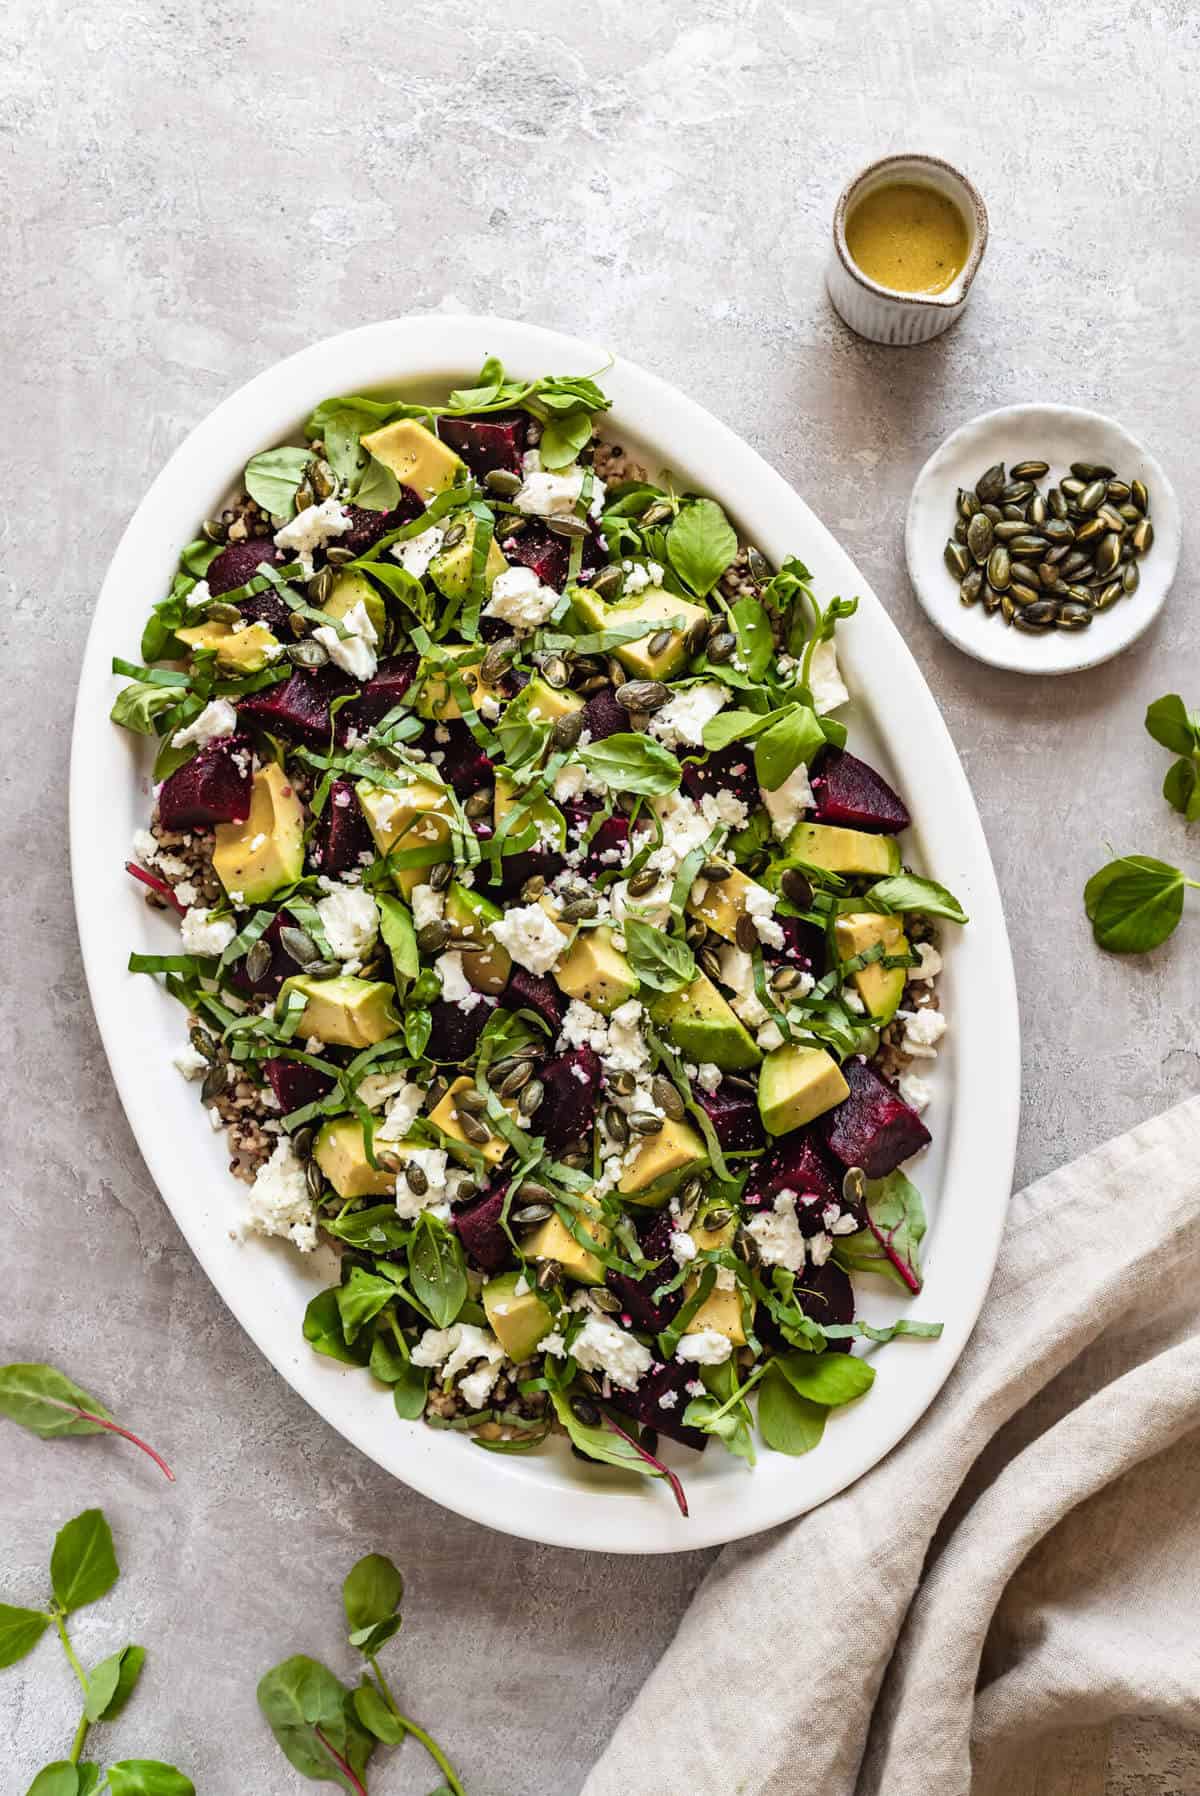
[{"x1": 71, "y1": 316, "x2": 1019, "y2": 1554}]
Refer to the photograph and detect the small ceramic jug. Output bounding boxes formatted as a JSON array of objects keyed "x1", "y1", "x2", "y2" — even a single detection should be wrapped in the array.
[{"x1": 827, "y1": 153, "x2": 988, "y2": 346}]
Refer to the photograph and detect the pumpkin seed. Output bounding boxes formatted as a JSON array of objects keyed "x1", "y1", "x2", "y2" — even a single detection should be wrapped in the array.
[
  {"x1": 306, "y1": 1159, "x2": 325, "y2": 1205},
  {"x1": 1054, "y1": 601, "x2": 1093, "y2": 630},
  {"x1": 1009, "y1": 581, "x2": 1040, "y2": 607},
  {"x1": 965, "y1": 513, "x2": 993, "y2": 564},
  {"x1": 652, "y1": 1076, "x2": 686, "y2": 1120},
  {"x1": 648, "y1": 628, "x2": 675, "y2": 658},
  {"x1": 1093, "y1": 579, "x2": 1123, "y2": 609},
  {"x1": 608, "y1": 1070, "x2": 637, "y2": 1098},
  {"x1": 685, "y1": 916, "x2": 708, "y2": 946},
  {"x1": 458, "y1": 1112, "x2": 492, "y2": 1146},
  {"x1": 1095, "y1": 505, "x2": 1126, "y2": 535},
  {"x1": 640, "y1": 498, "x2": 674, "y2": 525},
  {"x1": 292, "y1": 1125, "x2": 315, "y2": 1163},
  {"x1": 1011, "y1": 460, "x2": 1049, "y2": 480},
  {"x1": 589, "y1": 564, "x2": 625, "y2": 601},
  {"x1": 1048, "y1": 486, "x2": 1069, "y2": 520},
  {"x1": 699, "y1": 946, "x2": 724, "y2": 981},
  {"x1": 308, "y1": 565, "x2": 335, "y2": 606},
  {"x1": 1006, "y1": 534, "x2": 1049, "y2": 557},
  {"x1": 546, "y1": 513, "x2": 589, "y2": 539},
  {"x1": 305, "y1": 960, "x2": 341, "y2": 980},
  {"x1": 982, "y1": 584, "x2": 1002, "y2": 613},
  {"x1": 201, "y1": 1064, "x2": 227, "y2": 1105},
  {"x1": 981, "y1": 503, "x2": 1004, "y2": 523},
  {"x1": 986, "y1": 545, "x2": 1012, "y2": 592},
  {"x1": 454, "y1": 1086, "x2": 489, "y2": 1116},
  {"x1": 560, "y1": 897, "x2": 598, "y2": 922},
  {"x1": 707, "y1": 631, "x2": 737, "y2": 663},
  {"x1": 992, "y1": 520, "x2": 1027, "y2": 544},
  {"x1": 1077, "y1": 478, "x2": 1107, "y2": 512},
  {"x1": 700, "y1": 860, "x2": 732, "y2": 881},
  {"x1": 1071, "y1": 461, "x2": 1114, "y2": 481},
  {"x1": 536, "y1": 1260, "x2": 563, "y2": 1291},
  {"x1": 781, "y1": 868, "x2": 813, "y2": 907},
  {"x1": 279, "y1": 926, "x2": 319, "y2": 966},
  {"x1": 484, "y1": 468, "x2": 522, "y2": 496},
  {"x1": 590, "y1": 1286, "x2": 623, "y2": 1314},
  {"x1": 945, "y1": 536, "x2": 971, "y2": 580},
  {"x1": 201, "y1": 517, "x2": 227, "y2": 544},
  {"x1": 404, "y1": 1160, "x2": 429, "y2": 1196},
  {"x1": 616, "y1": 679, "x2": 671, "y2": 712},
  {"x1": 416, "y1": 920, "x2": 450, "y2": 954},
  {"x1": 206, "y1": 601, "x2": 244, "y2": 624},
  {"x1": 746, "y1": 546, "x2": 772, "y2": 584},
  {"x1": 1130, "y1": 479, "x2": 1149, "y2": 515},
  {"x1": 541, "y1": 654, "x2": 571, "y2": 689},
  {"x1": 551, "y1": 712, "x2": 583, "y2": 751},
  {"x1": 1000, "y1": 480, "x2": 1035, "y2": 504},
  {"x1": 734, "y1": 913, "x2": 759, "y2": 953},
  {"x1": 705, "y1": 1207, "x2": 733, "y2": 1231},
  {"x1": 1132, "y1": 517, "x2": 1154, "y2": 555},
  {"x1": 481, "y1": 639, "x2": 517, "y2": 683},
  {"x1": 464, "y1": 788, "x2": 493, "y2": 819},
  {"x1": 441, "y1": 522, "x2": 466, "y2": 549},
  {"x1": 1001, "y1": 503, "x2": 1026, "y2": 524},
  {"x1": 325, "y1": 545, "x2": 354, "y2": 566},
  {"x1": 518, "y1": 1079, "x2": 545, "y2": 1118},
  {"x1": 571, "y1": 1395, "x2": 600, "y2": 1425},
  {"x1": 627, "y1": 867, "x2": 661, "y2": 897},
  {"x1": 956, "y1": 487, "x2": 980, "y2": 520},
  {"x1": 959, "y1": 568, "x2": 982, "y2": 606},
  {"x1": 1073, "y1": 516, "x2": 1106, "y2": 547},
  {"x1": 286, "y1": 639, "x2": 330, "y2": 668},
  {"x1": 1117, "y1": 503, "x2": 1141, "y2": 525},
  {"x1": 771, "y1": 964, "x2": 804, "y2": 992},
  {"x1": 244, "y1": 938, "x2": 273, "y2": 984},
  {"x1": 1094, "y1": 533, "x2": 1122, "y2": 579},
  {"x1": 975, "y1": 463, "x2": 1006, "y2": 503},
  {"x1": 429, "y1": 859, "x2": 454, "y2": 892},
  {"x1": 628, "y1": 1110, "x2": 664, "y2": 1136},
  {"x1": 512, "y1": 1203, "x2": 553, "y2": 1228},
  {"x1": 687, "y1": 615, "x2": 712, "y2": 654},
  {"x1": 1013, "y1": 600, "x2": 1058, "y2": 631},
  {"x1": 1122, "y1": 562, "x2": 1140, "y2": 596},
  {"x1": 603, "y1": 1104, "x2": 629, "y2": 1145},
  {"x1": 1036, "y1": 562, "x2": 1061, "y2": 590},
  {"x1": 999, "y1": 591, "x2": 1017, "y2": 625},
  {"x1": 842, "y1": 1166, "x2": 867, "y2": 1206},
  {"x1": 1041, "y1": 517, "x2": 1074, "y2": 545}
]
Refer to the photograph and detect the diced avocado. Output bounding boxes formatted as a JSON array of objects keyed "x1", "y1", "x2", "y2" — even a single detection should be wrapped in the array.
[
  {"x1": 554, "y1": 925, "x2": 638, "y2": 1015},
  {"x1": 445, "y1": 882, "x2": 511, "y2": 995},
  {"x1": 523, "y1": 1201, "x2": 609, "y2": 1286},
  {"x1": 758, "y1": 1044, "x2": 850, "y2": 1137},
  {"x1": 784, "y1": 822, "x2": 901, "y2": 877},
  {"x1": 684, "y1": 1213, "x2": 749, "y2": 1345},
  {"x1": 520, "y1": 677, "x2": 584, "y2": 725},
  {"x1": 313, "y1": 1117, "x2": 396, "y2": 1199},
  {"x1": 571, "y1": 584, "x2": 707, "y2": 681},
  {"x1": 176, "y1": 619, "x2": 278, "y2": 673},
  {"x1": 359, "y1": 419, "x2": 464, "y2": 501},
  {"x1": 493, "y1": 774, "x2": 564, "y2": 846},
  {"x1": 647, "y1": 972, "x2": 761, "y2": 1072},
  {"x1": 321, "y1": 568, "x2": 386, "y2": 641},
  {"x1": 835, "y1": 911, "x2": 909, "y2": 1023},
  {"x1": 428, "y1": 510, "x2": 508, "y2": 604},
  {"x1": 356, "y1": 776, "x2": 452, "y2": 898},
  {"x1": 687, "y1": 865, "x2": 775, "y2": 947},
  {"x1": 428, "y1": 1077, "x2": 512, "y2": 1169},
  {"x1": 618, "y1": 1116, "x2": 708, "y2": 1206},
  {"x1": 213, "y1": 763, "x2": 304, "y2": 903},
  {"x1": 412, "y1": 643, "x2": 505, "y2": 723},
  {"x1": 280, "y1": 975, "x2": 400, "y2": 1049},
  {"x1": 483, "y1": 1270, "x2": 555, "y2": 1360}
]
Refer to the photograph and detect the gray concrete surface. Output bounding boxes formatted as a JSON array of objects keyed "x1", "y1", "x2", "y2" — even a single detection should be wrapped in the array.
[{"x1": 3, "y1": 1, "x2": 1198, "y2": 1790}]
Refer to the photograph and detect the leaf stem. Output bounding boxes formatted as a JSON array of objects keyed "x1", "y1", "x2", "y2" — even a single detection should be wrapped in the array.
[
  {"x1": 314, "y1": 1725, "x2": 368, "y2": 1796},
  {"x1": 369, "y1": 1659, "x2": 466, "y2": 1796},
  {"x1": 601, "y1": 1413, "x2": 689, "y2": 1518},
  {"x1": 73, "y1": 1407, "x2": 176, "y2": 1481},
  {"x1": 55, "y1": 1611, "x2": 89, "y2": 1697},
  {"x1": 69, "y1": 1706, "x2": 90, "y2": 1767}
]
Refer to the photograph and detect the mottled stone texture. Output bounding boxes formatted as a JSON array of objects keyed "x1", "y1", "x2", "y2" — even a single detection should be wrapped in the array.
[{"x1": 2, "y1": 1, "x2": 1199, "y2": 1791}]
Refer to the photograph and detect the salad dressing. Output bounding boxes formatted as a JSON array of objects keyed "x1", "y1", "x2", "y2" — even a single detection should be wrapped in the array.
[{"x1": 845, "y1": 182, "x2": 968, "y2": 296}]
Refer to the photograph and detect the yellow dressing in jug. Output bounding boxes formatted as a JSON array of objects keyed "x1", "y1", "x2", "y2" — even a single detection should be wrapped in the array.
[{"x1": 845, "y1": 182, "x2": 969, "y2": 296}]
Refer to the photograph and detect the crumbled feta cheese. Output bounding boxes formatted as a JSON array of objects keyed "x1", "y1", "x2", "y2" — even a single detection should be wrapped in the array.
[
  {"x1": 484, "y1": 564, "x2": 559, "y2": 632},
  {"x1": 393, "y1": 1146, "x2": 451, "y2": 1220},
  {"x1": 514, "y1": 460, "x2": 606, "y2": 521},
  {"x1": 761, "y1": 761, "x2": 815, "y2": 841},
  {"x1": 488, "y1": 902, "x2": 564, "y2": 975},
  {"x1": 658, "y1": 1389, "x2": 680, "y2": 1409},
  {"x1": 374, "y1": 1081, "x2": 425, "y2": 1140},
  {"x1": 647, "y1": 682, "x2": 728, "y2": 751},
  {"x1": 744, "y1": 882, "x2": 785, "y2": 949},
  {"x1": 897, "y1": 1006, "x2": 947, "y2": 1059},
  {"x1": 909, "y1": 942, "x2": 943, "y2": 984},
  {"x1": 410, "y1": 883, "x2": 445, "y2": 930},
  {"x1": 620, "y1": 559, "x2": 664, "y2": 595},
  {"x1": 411, "y1": 1323, "x2": 505, "y2": 1409},
  {"x1": 173, "y1": 1043, "x2": 209, "y2": 1080},
  {"x1": 558, "y1": 998, "x2": 611, "y2": 1055},
  {"x1": 171, "y1": 698, "x2": 238, "y2": 751},
  {"x1": 695, "y1": 1062, "x2": 723, "y2": 1094},
  {"x1": 273, "y1": 497, "x2": 353, "y2": 574},
  {"x1": 392, "y1": 523, "x2": 445, "y2": 579},
  {"x1": 571, "y1": 1314, "x2": 653, "y2": 1392},
  {"x1": 809, "y1": 1231, "x2": 833, "y2": 1267},
  {"x1": 699, "y1": 789, "x2": 750, "y2": 831},
  {"x1": 669, "y1": 1230, "x2": 698, "y2": 1265},
  {"x1": 435, "y1": 950, "x2": 482, "y2": 1008},
  {"x1": 842, "y1": 985, "x2": 867, "y2": 1015},
  {"x1": 173, "y1": 880, "x2": 198, "y2": 908},
  {"x1": 316, "y1": 884, "x2": 379, "y2": 963},
  {"x1": 604, "y1": 999, "x2": 649, "y2": 1073},
  {"x1": 808, "y1": 639, "x2": 849, "y2": 714},
  {"x1": 132, "y1": 828, "x2": 160, "y2": 867},
  {"x1": 539, "y1": 1330, "x2": 567, "y2": 1358},
  {"x1": 180, "y1": 907, "x2": 236, "y2": 956},
  {"x1": 313, "y1": 599, "x2": 378, "y2": 681},
  {"x1": 675, "y1": 1328, "x2": 733, "y2": 1366},
  {"x1": 717, "y1": 944, "x2": 769, "y2": 1028},
  {"x1": 245, "y1": 1138, "x2": 318, "y2": 1251},
  {"x1": 745, "y1": 1189, "x2": 807, "y2": 1271},
  {"x1": 186, "y1": 578, "x2": 212, "y2": 609},
  {"x1": 898, "y1": 1069, "x2": 934, "y2": 1113},
  {"x1": 757, "y1": 1020, "x2": 784, "y2": 1052}
]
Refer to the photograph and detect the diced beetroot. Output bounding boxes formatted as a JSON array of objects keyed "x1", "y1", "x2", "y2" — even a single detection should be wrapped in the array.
[
  {"x1": 810, "y1": 747, "x2": 910, "y2": 835},
  {"x1": 264, "y1": 1056, "x2": 336, "y2": 1114},
  {"x1": 795, "y1": 1262, "x2": 855, "y2": 1351},
  {"x1": 605, "y1": 1212, "x2": 683, "y2": 1333},
  {"x1": 744, "y1": 1130, "x2": 841, "y2": 1212},
  {"x1": 487, "y1": 846, "x2": 566, "y2": 901},
  {"x1": 695, "y1": 1083, "x2": 764, "y2": 1154},
  {"x1": 561, "y1": 801, "x2": 635, "y2": 877},
  {"x1": 436, "y1": 412, "x2": 528, "y2": 478},
  {"x1": 157, "y1": 734, "x2": 253, "y2": 829},
  {"x1": 205, "y1": 538, "x2": 284, "y2": 597},
  {"x1": 228, "y1": 913, "x2": 298, "y2": 997},
  {"x1": 336, "y1": 654, "x2": 420, "y2": 738},
  {"x1": 537, "y1": 1047, "x2": 600, "y2": 1151},
  {"x1": 455, "y1": 1181, "x2": 511, "y2": 1274},
  {"x1": 312, "y1": 780, "x2": 373, "y2": 876},
  {"x1": 426, "y1": 998, "x2": 496, "y2": 1063},
  {"x1": 820, "y1": 1056, "x2": 931, "y2": 1178},
  {"x1": 501, "y1": 967, "x2": 564, "y2": 1034},
  {"x1": 343, "y1": 492, "x2": 424, "y2": 558},
  {"x1": 239, "y1": 664, "x2": 353, "y2": 744},
  {"x1": 768, "y1": 914, "x2": 827, "y2": 978},
  {"x1": 581, "y1": 688, "x2": 631, "y2": 742},
  {"x1": 608, "y1": 1357, "x2": 707, "y2": 1452},
  {"x1": 237, "y1": 587, "x2": 293, "y2": 635},
  {"x1": 420, "y1": 720, "x2": 492, "y2": 796},
  {"x1": 499, "y1": 519, "x2": 602, "y2": 593},
  {"x1": 680, "y1": 741, "x2": 760, "y2": 812}
]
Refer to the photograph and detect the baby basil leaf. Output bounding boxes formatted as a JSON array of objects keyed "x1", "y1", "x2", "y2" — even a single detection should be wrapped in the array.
[
  {"x1": 773, "y1": 1351, "x2": 875, "y2": 1407},
  {"x1": 756, "y1": 1364, "x2": 827, "y2": 1456},
  {"x1": 408, "y1": 1216, "x2": 468, "y2": 1328},
  {"x1": 377, "y1": 895, "x2": 419, "y2": 986},
  {"x1": 354, "y1": 454, "x2": 400, "y2": 513},
  {"x1": 1145, "y1": 693, "x2": 1200, "y2": 756},
  {"x1": 343, "y1": 1552, "x2": 403, "y2": 1655},
  {"x1": 86, "y1": 1643, "x2": 145, "y2": 1723},
  {"x1": 105, "y1": 1766, "x2": 194, "y2": 1796},
  {"x1": 257, "y1": 1654, "x2": 375, "y2": 1790},
  {"x1": 700, "y1": 704, "x2": 786, "y2": 753},
  {"x1": 623, "y1": 920, "x2": 697, "y2": 994},
  {"x1": 392, "y1": 1363, "x2": 430, "y2": 1421},
  {"x1": 243, "y1": 446, "x2": 310, "y2": 520},
  {"x1": 729, "y1": 595, "x2": 774, "y2": 682},
  {"x1": 577, "y1": 732, "x2": 681, "y2": 797},
  {"x1": 539, "y1": 407, "x2": 592, "y2": 470},
  {"x1": 833, "y1": 1170, "x2": 929, "y2": 1295},
  {"x1": 404, "y1": 1005, "x2": 432, "y2": 1061},
  {"x1": 303, "y1": 1289, "x2": 371, "y2": 1367},
  {"x1": 50, "y1": 1509, "x2": 119, "y2": 1615},
  {"x1": 336, "y1": 1268, "x2": 399, "y2": 1345},
  {"x1": 0, "y1": 1601, "x2": 50, "y2": 1668},
  {"x1": 1084, "y1": 855, "x2": 1189, "y2": 953},
  {"x1": 322, "y1": 409, "x2": 369, "y2": 487},
  {"x1": 753, "y1": 704, "x2": 824, "y2": 791},
  {"x1": 863, "y1": 873, "x2": 969, "y2": 926},
  {"x1": 352, "y1": 1680, "x2": 407, "y2": 1745},
  {"x1": 110, "y1": 682, "x2": 183, "y2": 735},
  {"x1": 24, "y1": 1766, "x2": 79, "y2": 1796},
  {"x1": 666, "y1": 497, "x2": 737, "y2": 597}
]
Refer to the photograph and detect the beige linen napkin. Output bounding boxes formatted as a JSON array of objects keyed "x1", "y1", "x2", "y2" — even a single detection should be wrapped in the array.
[{"x1": 582, "y1": 1095, "x2": 1200, "y2": 1796}]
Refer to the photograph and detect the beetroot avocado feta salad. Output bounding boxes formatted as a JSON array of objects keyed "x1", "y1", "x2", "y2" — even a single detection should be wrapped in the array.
[{"x1": 113, "y1": 358, "x2": 967, "y2": 1511}]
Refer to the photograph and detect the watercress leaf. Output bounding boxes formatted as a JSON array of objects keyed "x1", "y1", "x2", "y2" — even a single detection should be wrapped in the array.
[
  {"x1": 105, "y1": 1763, "x2": 194, "y2": 1796},
  {"x1": 1084, "y1": 855, "x2": 1186, "y2": 954},
  {"x1": 757, "y1": 1363, "x2": 827, "y2": 1456},
  {"x1": 408, "y1": 1215, "x2": 468, "y2": 1328},
  {"x1": 774, "y1": 1351, "x2": 875, "y2": 1407},
  {"x1": 623, "y1": 919, "x2": 697, "y2": 994},
  {"x1": 0, "y1": 1601, "x2": 50, "y2": 1667},
  {"x1": 833, "y1": 1169, "x2": 929, "y2": 1294},
  {"x1": 754, "y1": 704, "x2": 824, "y2": 791},
  {"x1": 700, "y1": 705, "x2": 785, "y2": 752},
  {"x1": 392, "y1": 1362, "x2": 430, "y2": 1421},
  {"x1": 24, "y1": 1765, "x2": 79, "y2": 1796},
  {"x1": 110, "y1": 682, "x2": 183, "y2": 735},
  {"x1": 75, "y1": 1770, "x2": 102, "y2": 1796},
  {"x1": 257, "y1": 1655, "x2": 375, "y2": 1790},
  {"x1": 1145, "y1": 693, "x2": 1199, "y2": 756},
  {"x1": 355, "y1": 454, "x2": 401, "y2": 513},
  {"x1": 577, "y1": 732, "x2": 682, "y2": 796},
  {"x1": 376, "y1": 895, "x2": 419, "y2": 987},
  {"x1": 1162, "y1": 756, "x2": 1196, "y2": 816},
  {"x1": 303, "y1": 1288, "x2": 371, "y2": 1366},
  {"x1": 50, "y1": 1509, "x2": 119, "y2": 1614},
  {"x1": 729, "y1": 595, "x2": 774, "y2": 681},
  {"x1": 352, "y1": 1679, "x2": 407, "y2": 1745},
  {"x1": 404, "y1": 1005, "x2": 432, "y2": 1061},
  {"x1": 324, "y1": 1206, "x2": 411, "y2": 1253},
  {"x1": 243, "y1": 446, "x2": 310, "y2": 520},
  {"x1": 336, "y1": 1268, "x2": 399, "y2": 1345},
  {"x1": 343, "y1": 1552, "x2": 404, "y2": 1636},
  {"x1": 322, "y1": 408, "x2": 369, "y2": 487},
  {"x1": 539, "y1": 407, "x2": 593, "y2": 470},
  {"x1": 666, "y1": 497, "x2": 737, "y2": 597},
  {"x1": 0, "y1": 1363, "x2": 113, "y2": 1438},
  {"x1": 863, "y1": 873, "x2": 969, "y2": 926},
  {"x1": 91, "y1": 1643, "x2": 145, "y2": 1722}
]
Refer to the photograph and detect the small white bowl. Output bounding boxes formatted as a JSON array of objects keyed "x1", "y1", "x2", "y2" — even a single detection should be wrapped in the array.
[{"x1": 906, "y1": 404, "x2": 1180, "y2": 675}]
